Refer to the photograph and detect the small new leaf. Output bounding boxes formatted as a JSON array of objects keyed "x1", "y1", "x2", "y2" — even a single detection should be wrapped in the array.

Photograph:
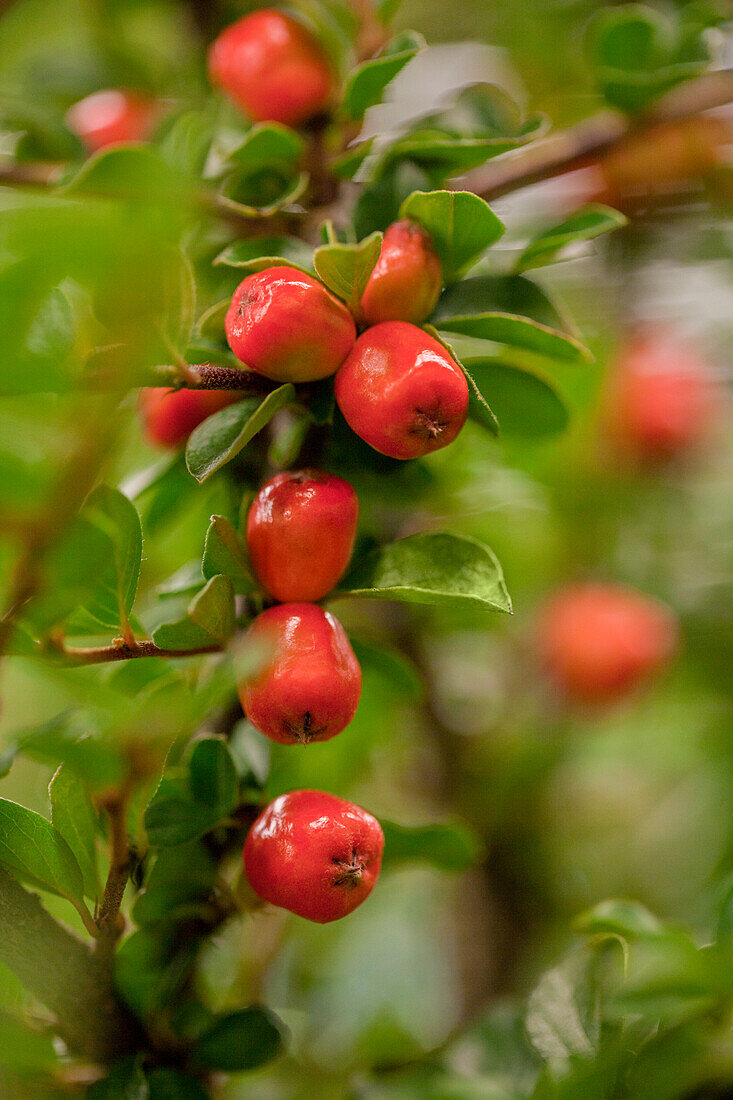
[{"x1": 313, "y1": 232, "x2": 383, "y2": 315}]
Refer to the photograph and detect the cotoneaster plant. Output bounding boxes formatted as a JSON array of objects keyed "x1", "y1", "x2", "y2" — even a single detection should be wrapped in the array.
[{"x1": 0, "y1": 0, "x2": 717, "y2": 1096}]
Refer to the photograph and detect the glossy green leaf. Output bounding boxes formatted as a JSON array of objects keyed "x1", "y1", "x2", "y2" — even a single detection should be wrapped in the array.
[
  {"x1": 313, "y1": 232, "x2": 383, "y2": 312},
  {"x1": 462, "y1": 357, "x2": 569, "y2": 437},
  {"x1": 433, "y1": 273, "x2": 571, "y2": 331},
  {"x1": 191, "y1": 1007, "x2": 286, "y2": 1072},
  {"x1": 153, "y1": 574, "x2": 235, "y2": 651},
  {"x1": 343, "y1": 34, "x2": 424, "y2": 119},
  {"x1": 337, "y1": 532, "x2": 511, "y2": 613},
  {"x1": 438, "y1": 314, "x2": 589, "y2": 364},
  {"x1": 49, "y1": 765, "x2": 99, "y2": 900},
  {"x1": 201, "y1": 515, "x2": 254, "y2": 594},
  {"x1": 517, "y1": 205, "x2": 628, "y2": 272},
  {"x1": 381, "y1": 819, "x2": 482, "y2": 872},
  {"x1": 213, "y1": 236, "x2": 314, "y2": 272},
  {"x1": 188, "y1": 738, "x2": 238, "y2": 811},
  {"x1": 218, "y1": 166, "x2": 308, "y2": 216},
  {"x1": 73, "y1": 486, "x2": 143, "y2": 632},
  {"x1": 185, "y1": 386, "x2": 296, "y2": 483},
  {"x1": 0, "y1": 797, "x2": 84, "y2": 902},
  {"x1": 399, "y1": 190, "x2": 504, "y2": 281}
]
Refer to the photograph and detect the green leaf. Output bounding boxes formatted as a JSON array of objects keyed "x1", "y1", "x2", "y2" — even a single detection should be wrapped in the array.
[
  {"x1": 144, "y1": 740, "x2": 239, "y2": 848},
  {"x1": 462, "y1": 357, "x2": 569, "y2": 438},
  {"x1": 188, "y1": 738, "x2": 238, "y2": 812},
  {"x1": 185, "y1": 386, "x2": 296, "y2": 483},
  {"x1": 227, "y1": 123, "x2": 304, "y2": 171},
  {"x1": 438, "y1": 314, "x2": 590, "y2": 364},
  {"x1": 461, "y1": 361, "x2": 499, "y2": 436},
  {"x1": 218, "y1": 166, "x2": 308, "y2": 216},
  {"x1": 574, "y1": 899, "x2": 665, "y2": 941},
  {"x1": 343, "y1": 34, "x2": 424, "y2": 119},
  {"x1": 61, "y1": 145, "x2": 186, "y2": 203},
  {"x1": 0, "y1": 95, "x2": 83, "y2": 162},
  {"x1": 526, "y1": 948, "x2": 601, "y2": 1065},
  {"x1": 153, "y1": 575, "x2": 235, "y2": 651},
  {"x1": 380, "y1": 820, "x2": 482, "y2": 872},
  {"x1": 0, "y1": 797, "x2": 84, "y2": 903},
  {"x1": 516, "y1": 205, "x2": 628, "y2": 272},
  {"x1": 399, "y1": 190, "x2": 504, "y2": 281},
  {"x1": 337, "y1": 532, "x2": 511, "y2": 613},
  {"x1": 23, "y1": 514, "x2": 113, "y2": 633},
  {"x1": 213, "y1": 236, "x2": 314, "y2": 273},
  {"x1": 74, "y1": 486, "x2": 143, "y2": 633},
  {"x1": 49, "y1": 765, "x2": 99, "y2": 900},
  {"x1": 201, "y1": 515, "x2": 254, "y2": 594},
  {"x1": 384, "y1": 124, "x2": 545, "y2": 177},
  {"x1": 88, "y1": 1056, "x2": 149, "y2": 1100},
  {"x1": 191, "y1": 1007, "x2": 286, "y2": 1072},
  {"x1": 157, "y1": 110, "x2": 214, "y2": 178},
  {"x1": 0, "y1": 1009, "x2": 58, "y2": 1071},
  {"x1": 313, "y1": 232, "x2": 383, "y2": 313},
  {"x1": 433, "y1": 273, "x2": 571, "y2": 332},
  {"x1": 132, "y1": 839, "x2": 218, "y2": 926}
]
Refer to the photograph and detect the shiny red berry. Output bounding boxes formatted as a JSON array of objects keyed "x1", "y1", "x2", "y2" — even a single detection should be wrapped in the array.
[
  {"x1": 243, "y1": 789, "x2": 384, "y2": 923},
  {"x1": 139, "y1": 387, "x2": 239, "y2": 449},
  {"x1": 226, "y1": 267, "x2": 357, "y2": 383},
  {"x1": 604, "y1": 330, "x2": 717, "y2": 462},
  {"x1": 246, "y1": 470, "x2": 358, "y2": 603},
  {"x1": 239, "y1": 604, "x2": 361, "y2": 745},
  {"x1": 66, "y1": 90, "x2": 158, "y2": 152},
  {"x1": 335, "y1": 321, "x2": 469, "y2": 459},
  {"x1": 208, "y1": 9, "x2": 334, "y2": 127},
  {"x1": 360, "y1": 220, "x2": 443, "y2": 326},
  {"x1": 538, "y1": 583, "x2": 677, "y2": 704}
]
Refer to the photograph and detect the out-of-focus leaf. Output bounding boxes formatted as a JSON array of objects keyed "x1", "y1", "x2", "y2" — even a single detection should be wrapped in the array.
[
  {"x1": 462, "y1": 357, "x2": 569, "y2": 438},
  {"x1": 227, "y1": 123, "x2": 304, "y2": 171},
  {"x1": 132, "y1": 839, "x2": 218, "y2": 926},
  {"x1": 144, "y1": 738, "x2": 239, "y2": 847},
  {"x1": 1, "y1": 711, "x2": 125, "y2": 789},
  {"x1": 380, "y1": 820, "x2": 483, "y2": 872},
  {"x1": 343, "y1": 33, "x2": 425, "y2": 119},
  {"x1": 399, "y1": 190, "x2": 504, "y2": 281},
  {"x1": 574, "y1": 899, "x2": 665, "y2": 941},
  {"x1": 70, "y1": 486, "x2": 142, "y2": 634},
  {"x1": 0, "y1": 95, "x2": 83, "y2": 161},
  {"x1": 516, "y1": 206, "x2": 627, "y2": 272},
  {"x1": 145, "y1": 1068, "x2": 211, "y2": 1100},
  {"x1": 201, "y1": 515, "x2": 254, "y2": 594},
  {"x1": 61, "y1": 145, "x2": 187, "y2": 202},
  {"x1": 152, "y1": 575, "x2": 235, "y2": 651},
  {"x1": 0, "y1": 797, "x2": 84, "y2": 903},
  {"x1": 337, "y1": 532, "x2": 512, "y2": 613},
  {"x1": 88, "y1": 1055, "x2": 149, "y2": 1100},
  {"x1": 188, "y1": 738, "x2": 238, "y2": 811},
  {"x1": 218, "y1": 166, "x2": 308, "y2": 216},
  {"x1": 214, "y1": 236, "x2": 315, "y2": 272},
  {"x1": 350, "y1": 638, "x2": 423, "y2": 702},
  {"x1": 313, "y1": 232, "x2": 383, "y2": 311},
  {"x1": 526, "y1": 948, "x2": 601, "y2": 1065},
  {"x1": 23, "y1": 514, "x2": 113, "y2": 633},
  {"x1": 49, "y1": 765, "x2": 98, "y2": 900},
  {"x1": 185, "y1": 386, "x2": 295, "y2": 482},
  {"x1": 438, "y1": 315, "x2": 590, "y2": 364},
  {"x1": 157, "y1": 110, "x2": 213, "y2": 178},
  {"x1": 0, "y1": 1010, "x2": 57, "y2": 1071},
  {"x1": 190, "y1": 1007, "x2": 286, "y2": 1072}
]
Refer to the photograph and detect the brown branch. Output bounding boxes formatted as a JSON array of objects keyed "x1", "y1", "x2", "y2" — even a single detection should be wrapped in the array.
[
  {"x1": 459, "y1": 68, "x2": 733, "y2": 201},
  {"x1": 95, "y1": 785, "x2": 132, "y2": 958},
  {"x1": 53, "y1": 639, "x2": 223, "y2": 665}
]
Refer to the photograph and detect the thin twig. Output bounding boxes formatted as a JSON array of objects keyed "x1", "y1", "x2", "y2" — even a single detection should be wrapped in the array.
[
  {"x1": 458, "y1": 68, "x2": 733, "y2": 201},
  {"x1": 53, "y1": 639, "x2": 223, "y2": 664},
  {"x1": 95, "y1": 784, "x2": 133, "y2": 954}
]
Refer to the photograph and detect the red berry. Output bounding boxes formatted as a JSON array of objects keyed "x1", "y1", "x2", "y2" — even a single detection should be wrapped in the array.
[
  {"x1": 246, "y1": 470, "x2": 358, "y2": 602},
  {"x1": 334, "y1": 321, "x2": 469, "y2": 459},
  {"x1": 361, "y1": 220, "x2": 443, "y2": 326},
  {"x1": 226, "y1": 267, "x2": 357, "y2": 383},
  {"x1": 140, "y1": 387, "x2": 239, "y2": 449},
  {"x1": 66, "y1": 90, "x2": 158, "y2": 152},
  {"x1": 538, "y1": 583, "x2": 677, "y2": 704},
  {"x1": 208, "y1": 9, "x2": 334, "y2": 127},
  {"x1": 239, "y1": 604, "x2": 361, "y2": 744},
  {"x1": 604, "y1": 331, "x2": 717, "y2": 462},
  {"x1": 243, "y1": 789, "x2": 384, "y2": 922}
]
